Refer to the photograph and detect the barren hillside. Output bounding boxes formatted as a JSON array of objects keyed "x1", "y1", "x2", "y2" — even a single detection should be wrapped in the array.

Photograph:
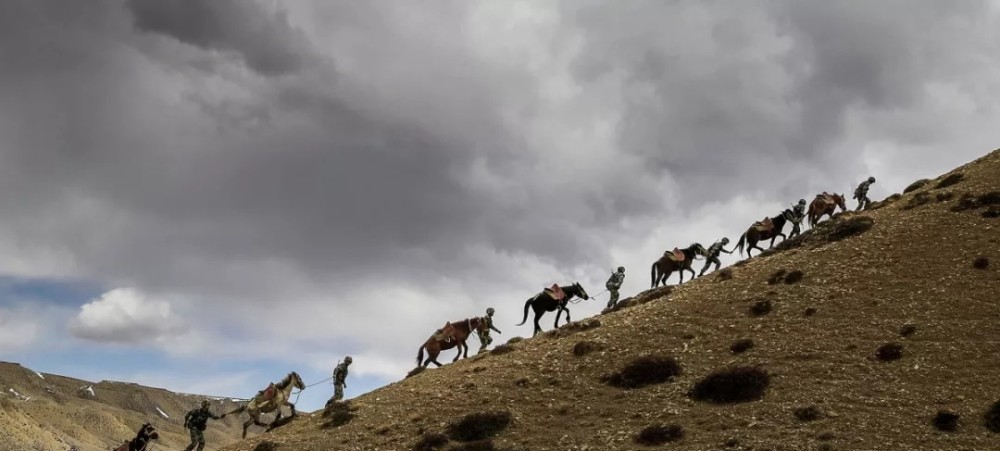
[
  {"x1": 0, "y1": 362, "x2": 245, "y2": 451},
  {"x1": 237, "y1": 149, "x2": 993, "y2": 450}
]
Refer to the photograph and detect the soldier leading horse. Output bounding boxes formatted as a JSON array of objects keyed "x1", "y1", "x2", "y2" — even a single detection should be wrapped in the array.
[
  {"x1": 516, "y1": 282, "x2": 590, "y2": 336},
  {"x1": 416, "y1": 317, "x2": 487, "y2": 367},
  {"x1": 735, "y1": 210, "x2": 791, "y2": 258},
  {"x1": 650, "y1": 243, "x2": 707, "y2": 287},
  {"x1": 227, "y1": 371, "x2": 306, "y2": 439}
]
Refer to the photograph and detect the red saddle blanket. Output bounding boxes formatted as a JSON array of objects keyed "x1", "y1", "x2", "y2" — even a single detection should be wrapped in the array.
[
  {"x1": 544, "y1": 284, "x2": 566, "y2": 301},
  {"x1": 664, "y1": 248, "x2": 685, "y2": 262},
  {"x1": 753, "y1": 217, "x2": 774, "y2": 232},
  {"x1": 815, "y1": 192, "x2": 836, "y2": 207},
  {"x1": 257, "y1": 383, "x2": 276, "y2": 402}
]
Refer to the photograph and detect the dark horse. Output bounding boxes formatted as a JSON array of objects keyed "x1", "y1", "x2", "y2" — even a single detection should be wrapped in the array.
[
  {"x1": 516, "y1": 282, "x2": 590, "y2": 336},
  {"x1": 650, "y1": 243, "x2": 707, "y2": 287},
  {"x1": 808, "y1": 192, "x2": 847, "y2": 227},
  {"x1": 416, "y1": 317, "x2": 487, "y2": 367},
  {"x1": 735, "y1": 210, "x2": 791, "y2": 258},
  {"x1": 111, "y1": 423, "x2": 158, "y2": 451}
]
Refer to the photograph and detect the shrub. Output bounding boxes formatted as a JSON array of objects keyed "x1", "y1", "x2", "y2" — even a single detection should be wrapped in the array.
[
  {"x1": 635, "y1": 424, "x2": 684, "y2": 445},
  {"x1": 817, "y1": 432, "x2": 835, "y2": 441},
  {"x1": 490, "y1": 344, "x2": 514, "y2": 356},
  {"x1": 767, "y1": 270, "x2": 787, "y2": 285},
  {"x1": 784, "y1": 270, "x2": 804, "y2": 284},
  {"x1": 900, "y1": 324, "x2": 917, "y2": 337},
  {"x1": 717, "y1": 268, "x2": 733, "y2": 281},
  {"x1": 935, "y1": 173, "x2": 964, "y2": 189},
  {"x1": 414, "y1": 432, "x2": 450, "y2": 451},
  {"x1": 984, "y1": 207, "x2": 1000, "y2": 218},
  {"x1": 974, "y1": 257, "x2": 990, "y2": 270},
  {"x1": 826, "y1": 217, "x2": 874, "y2": 242},
  {"x1": 407, "y1": 367, "x2": 427, "y2": 378},
  {"x1": 951, "y1": 193, "x2": 979, "y2": 212},
  {"x1": 446, "y1": 411, "x2": 512, "y2": 442},
  {"x1": 573, "y1": 341, "x2": 603, "y2": 357},
  {"x1": 903, "y1": 179, "x2": 930, "y2": 193},
  {"x1": 689, "y1": 367, "x2": 770, "y2": 404},
  {"x1": 903, "y1": 192, "x2": 931, "y2": 210},
  {"x1": 936, "y1": 192, "x2": 955, "y2": 202},
  {"x1": 804, "y1": 307, "x2": 817, "y2": 317},
  {"x1": 749, "y1": 300, "x2": 773, "y2": 317},
  {"x1": 873, "y1": 193, "x2": 902, "y2": 210},
  {"x1": 933, "y1": 411, "x2": 960, "y2": 432},
  {"x1": 793, "y1": 405, "x2": 822, "y2": 422},
  {"x1": 322, "y1": 401, "x2": 355, "y2": 428},
  {"x1": 253, "y1": 442, "x2": 279, "y2": 451},
  {"x1": 875, "y1": 343, "x2": 904, "y2": 361},
  {"x1": 447, "y1": 440, "x2": 495, "y2": 451},
  {"x1": 730, "y1": 339, "x2": 754, "y2": 354},
  {"x1": 602, "y1": 355, "x2": 683, "y2": 389},
  {"x1": 506, "y1": 337, "x2": 524, "y2": 345},
  {"x1": 978, "y1": 191, "x2": 1000, "y2": 205},
  {"x1": 985, "y1": 400, "x2": 1000, "y2": 433}
]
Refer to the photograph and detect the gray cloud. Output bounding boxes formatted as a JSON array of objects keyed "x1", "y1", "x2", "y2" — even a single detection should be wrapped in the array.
[{"x1": 1, "y1": 0, "x2": 999, "y2": 368}]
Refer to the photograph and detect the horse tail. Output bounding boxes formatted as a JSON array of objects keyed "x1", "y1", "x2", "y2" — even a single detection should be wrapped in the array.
[
  {"x1": 226, "y1": 404, "x2": 247, "y2": 416},
  {"x1": 417, "y1": 344, "x2": 425, "y2": 366},
  {"x1": 736, "y1": 232, "x2": 747, "y2": 257},
  {"x1": 650, "y1": 261, "x2": 659, "y2": 288},
  {"x1": 515, "y1": 297, "x2": 532, "y2": 326}
]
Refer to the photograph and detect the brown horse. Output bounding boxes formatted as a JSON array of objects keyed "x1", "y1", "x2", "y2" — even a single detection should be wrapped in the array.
[
  {"x1": 416, "y1": 317, "x2": 487, "y2": 367},
  {"x1": 227, "y1": 371, "x2": 305, "y2": 439},
  {"x1": 808, "y1": 192, "x2": 847, "y2": 227},
  {"x1": 735, "y1": 209, "x2": 791, "y2": 258},
  {"x1": 650, "y1": 243, "x2": 707, "y2": 287}
]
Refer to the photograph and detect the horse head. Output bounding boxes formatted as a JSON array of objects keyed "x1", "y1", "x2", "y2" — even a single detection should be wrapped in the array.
[
  {"x1": 290, "y1": 371, "x2": 306, "y2": 391},
  {"x1": 835, "y1": 193, "x2": 847, "y2": 211},
  {"x1": 572, "y1": 282, "x2": 589, "y2": 300}
]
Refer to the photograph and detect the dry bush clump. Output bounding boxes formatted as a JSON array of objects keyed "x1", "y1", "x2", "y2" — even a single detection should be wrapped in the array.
[
  {"x1": 407, "y1": 367, "x2": 427, "y2": 378},
  {"x1": 900, "y1": 324, "x2": 917, "y2": 337},
  {"x1": 321, "y1": 401, "x2": 356, "y2": 428},
  {"x1": 804, "y1": 307, "x2": 818, "y2": 317},
  {"x1": 414, "y1": 432, "x2": 450, "y2": 451},
  {"x1": 984, "y1": 401, "x2": 1000, "y2": 433},
  {"x1": 506, "y1": 337, "x2": 523, "y2": 345},
  {"x1": 689, "y1": 366, "x2": 770, "y2": 404},
  {"x1": 984, "y1": 206, "x2": 1000, "y2": 218},
  {"x1": 490, "y1": 344, "x2": 515, "y2": 356},
  {"x1": 936, "y1": 192, "x2": 955, "y2": 202},
  {"x1": 253, "y1": 441, "x2": 279, "y2": 451},
  {"x1": 903, "y1": 192, "x2": 932, "y2": 210},
  {"x1": 749, "y1": 299, "x2": 773, "y2": 317},
  {"x1": 446, "y1": 411, "x2": 512, "y2": 442},
  {"x1": 933, "y1": 411, "x2": 960, "y2": 432},
  {"x1": 635, "y1": 424, "x2": 684, "y2": 445},
  {"x1": 717, "y1": 268, "x2": 733, "y2": 281},
  {"x1": 572, "y1": 341, "x2": 603, "y2": 357},
  {"x1": 973, "y1": 257, "x2": 990, "y2": 270},
  {"x1": 602, "y1": 355, "x2": 683, "y2": 389},
  {"x1": 875, "y1": 343, "x2": 904, "y2": 361},
  {"x1": 730, "y1": 339, "x2": 754, "y2": 354},
  {"x1": 784, "y1": 270, "x2": 804, "y2": 284},
  {"x1": 793, "y1": 405, "x2": 823, "y2": 422},
  {"x1": 826, "y1": 217, "x2": 874, "y2": 242},
  {"x1": 951, "y1": 193, "x2": 979, "y2": 212},
  {"x1": 935, "y1": 173, "x2": 964, "y2": 189},
  {"x1": 978, "y1": 191, "x2": 1000, "y2": 205},
  {"x1": 447, "y1": 439, "x2": 496, "y2": 450},
  {"x1": 817, "y1": 432, "x2": 835, "y2": 441},
  {"x1": 904, "y1": 179, "x2": 930, "y2": 193},
  {"x1": 767, "y1": 269, "x2": 787, "y2": 285}
]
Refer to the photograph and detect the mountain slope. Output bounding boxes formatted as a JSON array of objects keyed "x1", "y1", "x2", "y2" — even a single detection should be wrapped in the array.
[
  {"x1": 233, "y1": 149, "x2": 994, "y2": 450},
  {"x1": 0, "y1": 362, "x2": 245, "y2": 451}
]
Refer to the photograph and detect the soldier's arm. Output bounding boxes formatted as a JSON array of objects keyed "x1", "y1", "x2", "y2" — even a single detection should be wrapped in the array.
[
  {"x1": 721, "y1": 246, "x2": 735, "y2": 254},
  {"x1": 491, "y1": 323, "x2": 502, "y2": 333}
]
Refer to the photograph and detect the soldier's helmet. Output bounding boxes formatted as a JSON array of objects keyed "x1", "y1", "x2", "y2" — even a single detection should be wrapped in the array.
[
  {"x1": 344, "y1": 356, "x2": 353, "y2": 363},
  {"x1": 201, "y1": 400, "x2": 211, "y2": 408},
  {"x1": 798, "y1": 199, "x2": 806, "y2": 205},
  {"x1": 617, "y1": 266, "x2": 625, "y2": 273},
  {"x1": 868, "y1": 176, "x2": 876, "y2": 183},
  {"x1": 721, "y1": 237, "x2": 729, "y2": 244},
  {"x1": 486, "y1": 307, "x2": 495, "y2": 315}
]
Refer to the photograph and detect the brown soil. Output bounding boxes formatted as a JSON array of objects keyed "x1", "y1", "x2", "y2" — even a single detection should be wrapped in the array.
[
  {"x1": 218, "y1": 150, "x2": 1000, "y2": 449},
  {"x1": 0, "y1": 362, "x2": 245, "y2": 450}
]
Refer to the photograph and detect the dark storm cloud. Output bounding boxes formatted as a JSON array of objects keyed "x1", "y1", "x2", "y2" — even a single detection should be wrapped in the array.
[{"x1": 124, "y1": 0, "x2": 312, "y2": 76}]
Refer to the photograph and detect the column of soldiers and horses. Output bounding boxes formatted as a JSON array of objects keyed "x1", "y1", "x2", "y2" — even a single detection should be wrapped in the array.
[{"x1": 113, "y1": 178, "x2": 876, "y2": 450}]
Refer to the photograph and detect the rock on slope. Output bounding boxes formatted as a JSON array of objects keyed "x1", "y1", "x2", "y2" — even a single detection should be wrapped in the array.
[
  {"x1": 224, "y1": 148, "x2": 999, "y2": 450},
  {"x1": 0, "y1": 362, "x2": 245, "y2": 451}
]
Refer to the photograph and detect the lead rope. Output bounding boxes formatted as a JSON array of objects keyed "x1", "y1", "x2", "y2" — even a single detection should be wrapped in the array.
[{"x1": 291, "y1": 376, "x2": 334, "y2": 404}]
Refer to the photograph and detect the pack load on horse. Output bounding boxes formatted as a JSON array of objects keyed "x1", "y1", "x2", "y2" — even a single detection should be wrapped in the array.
[
  {"x1": 416, "y1": 317, "x2": 487, "y2": 367},
  {"x1": 516, "y1": 282, "x2": 590, "y2": 336},
  {"x1": 112, "y1": 423, "x2": 158, "y2": 451},
  {"x1": 650, "y1": 243, "x2": 706, "y2": 287},
  {"x1": 735, "y1": 209, "x2": 791, "y2": 258},
  {"x1": 226, "y1": 371, "x2": 305, "y2": 439},
  {"x1": 808, "y1": 192, "x2": 847, "y2": 227}
]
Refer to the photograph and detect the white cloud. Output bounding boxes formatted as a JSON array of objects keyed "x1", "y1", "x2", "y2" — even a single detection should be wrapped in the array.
[{"x1": 68, "y1": 288, "x2": 188, "y2": 344}]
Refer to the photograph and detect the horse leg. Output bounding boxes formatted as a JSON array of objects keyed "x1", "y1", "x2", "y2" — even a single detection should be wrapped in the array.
[
  {"x1": 242, "y1": 419, "x2": 252, "y2": 439},
  {"x1": 560, "y1": 306, "x2": 571, "y2": 326},
  {"x1": 532, "y1": 309, "x2": 542, "y2": 336}
]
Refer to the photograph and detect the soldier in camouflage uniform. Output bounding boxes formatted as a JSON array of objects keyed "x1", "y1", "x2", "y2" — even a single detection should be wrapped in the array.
[
  {"x1": 854, "y1": 176, "x2": 876, "y2": 211},
  {"x1": 605, "y1": 266, "x2": 625, "y2": 309},
  {"x1": 331, "y1": 356, "x2": 352, "y2": 402},
  {"x1": 477, "y1": 308, "x2": 502, "y2": 353},
  {"x1": 698, "y1": 238, "x2": 735, "y2": 277},
  {"x1": 787, "y1": 199, "x2": 808, "y2": 238},
  {"x1": 183, "y1": 400, "x2": 225, "y2": 451}
]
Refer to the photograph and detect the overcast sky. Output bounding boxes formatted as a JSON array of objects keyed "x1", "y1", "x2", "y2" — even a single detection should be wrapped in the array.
[{"x1": 2, "y1": 0, "x2": 999, "y2": 413}]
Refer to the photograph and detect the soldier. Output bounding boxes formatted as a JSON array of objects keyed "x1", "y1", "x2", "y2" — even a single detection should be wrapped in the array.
[
  {"x1": 183, "y1": 400, "x2": 225, "y2": 451},
  {"x1": 698, "y1": 237, "x2": 735, "y2": 277},
  {"x1": 605, "y1": 266, "x2": 625, "y2": 309},
  {"x1": 854, "y1": 176, "x2": 876, "y2": 211},
  {"x1": 331, "y1": 356, "x2": 352, "y2": 402},
  {"x1": 787, "y1": 199, "x2": 808, "y2": 238},
  {"x1": 477, "y1": 307, "x2": 502, "y2": 353}
]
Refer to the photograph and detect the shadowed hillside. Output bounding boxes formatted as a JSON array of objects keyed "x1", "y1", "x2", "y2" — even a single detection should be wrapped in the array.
[
  {"x1": 223, "y1": 149, "x2": 995, "y2": 450},
  {"x1": 0, "y1": 362, "x2": 245, "y2": 450}
]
